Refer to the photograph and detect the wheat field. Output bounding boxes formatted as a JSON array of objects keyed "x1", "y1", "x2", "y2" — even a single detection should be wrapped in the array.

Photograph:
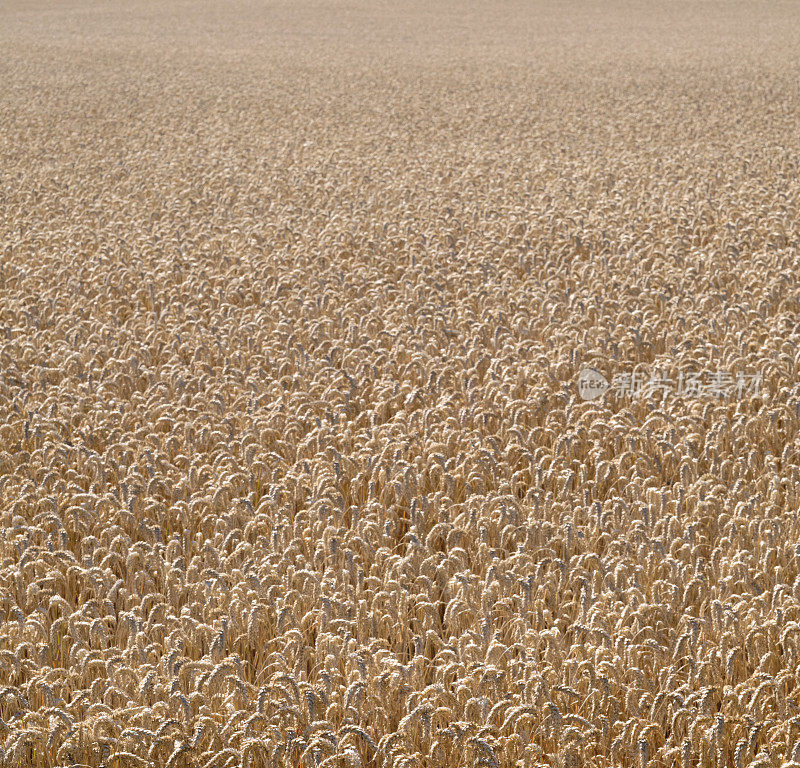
[{"x1": 2, "y1": 1, "x2": 800, "y2": 766}]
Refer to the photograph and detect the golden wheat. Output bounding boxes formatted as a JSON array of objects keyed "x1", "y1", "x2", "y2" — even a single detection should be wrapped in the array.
[{"x1": 2, "y1": 0, "x2": 800, "y2": 766}]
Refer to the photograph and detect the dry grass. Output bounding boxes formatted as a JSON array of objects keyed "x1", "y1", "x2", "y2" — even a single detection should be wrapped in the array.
[{"x1": 2, "y1": 1, "x2": 800, "y2": 766}]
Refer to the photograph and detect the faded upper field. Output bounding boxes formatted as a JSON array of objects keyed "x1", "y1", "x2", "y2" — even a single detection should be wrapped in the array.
[{"x1": 3, "y1": 1, "x2": 800, "y2": 767}]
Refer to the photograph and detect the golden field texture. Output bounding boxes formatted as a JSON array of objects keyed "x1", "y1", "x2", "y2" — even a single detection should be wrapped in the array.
[{"x1": 3, "y1": 1, "x2": 800, "y2": 766}]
